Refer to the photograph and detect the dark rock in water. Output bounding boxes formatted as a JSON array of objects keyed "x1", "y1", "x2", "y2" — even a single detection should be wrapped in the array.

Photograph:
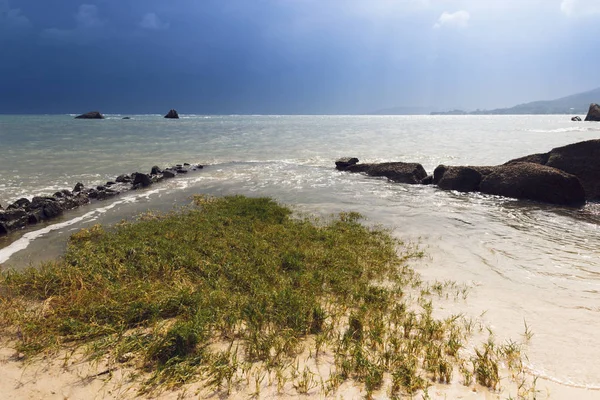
[
  {"x1": 73, "y1": 182, "x2": 85, "y2": 192},
  {"x1": 506, "y1": 139, "x2": 600, "y2": 200},
  {"x1": 151, "y1": 166, "x2": 162, "y2": 175},
  {"x1": 343, "y1": 162, "x2": 427, "y2": 184},
  {"x1": 571, "y1": 116, "x2": 582, "y2": 122},
  {"x1": 8, "y1": 198, "x2": 31, "y2": 210},
  {"x1": 584, "y1": 103, "x2": 600, "y2": 122},
  {"x1": 29, "y1": 197, "x2": 63, "y2": 218},
  {"x1": 122, "y1": 117, "x2": 131, "y2": 120},
  {"x1": 106, "y1": 181, "x2": 116, "y2": 186},
  {"x1": 420, "y1": 175, "x2": 434, "y2": 185},
  {"x1": 162, "y1": 170, "x2": 176, "y2": 179},
  {"x1": 96, "y1": 188, "x2": 119, "y2": 200},
  {"x1": 53, "y1": 191, "x2": 64, "y2": 198},
  {"x1": 62, "y1": 189, "x2": 73, "y2": 197},
  {"x1": 116, "y1": 174, "x2": 131, "y2": 183},
  {"x1": 0, "y1": 222, "x2": 8, "y2": 235},
  {"x1": 59, "y1": 194, "x2": 90, "y2": 210},
  {"x1": 87, "y1": 189, "x2": 99, "y2": 199},
  {"x1": 196, "y1": 164, "x2": 204, "y2": 169},
  {"x1": 0, "y1": 209, "x2": 28, "y2": 231},
  {"x1": 96, "y1": 185, "x2": 106, "y2": 191},
  {"x1": 434, "y1": 165, "x2": 493, "y2": 192},
  {"x1": 75, "y1": 111, "x2": 104, "y2": 119},
  {"x1": 184, "y1": 163, "x2": 190, "y2": 166},
  {"x1": 164, "y1": 109, "x2": 179, "y2": 119},
  {"x1": 335, "y1": 157, "x2": 360, "y2": 170},
  {"x1": 132, "y1": 172, "x2": 152, "y2": 187},
  {"x1": 479, "y1": 162, "x2": 585, "y2": 206}
]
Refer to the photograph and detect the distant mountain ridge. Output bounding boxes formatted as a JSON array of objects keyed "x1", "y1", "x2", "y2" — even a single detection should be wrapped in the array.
[{"x1": 432, "y1": 87, "x2": 600, "y2": 115}]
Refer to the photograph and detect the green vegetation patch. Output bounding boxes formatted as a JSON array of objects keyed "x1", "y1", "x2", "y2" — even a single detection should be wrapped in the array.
[{"x1": 0, "y1": 195, "x2": 532, "y2": 397}]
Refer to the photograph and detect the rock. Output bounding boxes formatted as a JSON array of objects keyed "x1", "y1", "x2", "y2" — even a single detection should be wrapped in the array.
[
  {"x1": 196, "y1": 164, "x2": 204, "y2": 169},
  {"x1": 73, "y1": 182, "x2": 85, "y2": 192},
  {"x1": 335, "y1": 157, "x2": 360, "y2": 170},
  {"x1": 132, "y1": 172, "x2": 152, "y2": 187},
  {"x1": 164, "y1": 109, "x2": 179, "y2": 119},
  {"x1": 162, "y1": 170, "x2": 176, "y2": 179},
  {"x1": 116, "y1": 174, "x2": 131, "y2": 183},
  {"x1": 584, "y1": 103, "x2": 600, "y2": 122},
  {"x1": 434, "y1": 165, "x2": 493, "y2": 192},
  {"x1": 96, "y1": 188, "x2": 119, "y2": 200},
  {"x1": 75, "y1": 111, "x2": 104, "y2": 119},
  {"x1": 150, "y1": 166, "x2": 162, "y2": 175},
  {"x1": 87, "y1": 189, "x2": 99, "y2": 199},
  {"x1": 346, "y1": 162, "x2": 427, "y2": 184},
  {"x1": 571, "y1": 116, "x2": 582, "y2": 122},
  {"x1": 506, "y1": 139, "x2": 600, "y2": 200},
  {"x1": 122, "y1": 117, "x2": 131, "y2": 120},
  {"x1": 29, "y1": 197, "x2": 63, "y2": 219},
  {"x1": 62, "y1": 189, "x2": 73, "y2": 197},
  {"x1": 96, "y1": 185, "x2": 106, "y2": 191},
  {"x1": 8, "y1": 198, "x2": 31, "y2": 210},
  {"x1": 479, "y1": 162, "x2": 585, "y2": 206},
  {"x1": 106, "y1": 181, "x2": 116, "y2": 186},
  {"x1": 53, "y1": 191, "x2": 64, "y2": 198},
  {"x1": 0, "y1": 222, "x2": 8, "y2": 235},
  {"x1": 183, "y1": 163, "x2": 190, "y2": 166},
  {"x1": 0, "y1": 209, "x2": 28, "y2": 231},
  {"x1": 175, "y1": 167, "x2": 188, "y2": 174},
  {"x1": 420, "y1": 175, "x2": 434, "y2": 185}
]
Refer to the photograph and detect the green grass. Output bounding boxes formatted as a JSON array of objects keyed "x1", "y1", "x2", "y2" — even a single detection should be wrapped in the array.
[{"x1": 0, "y1": 195, "x2": 534, "y2": 397}]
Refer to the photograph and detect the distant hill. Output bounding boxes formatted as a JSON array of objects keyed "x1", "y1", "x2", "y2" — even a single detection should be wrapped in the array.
[{"x1": 433, "y1": 87, "x2": 600, "y2": 115}]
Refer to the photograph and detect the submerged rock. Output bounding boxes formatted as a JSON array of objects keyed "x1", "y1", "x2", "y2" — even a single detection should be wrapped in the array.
[
  {"x1": 584, "y1": 103, "x2": 600, "y2": 122},
  {"x1": 344, "y1": 162, "x2": 428, "y2": 184},
  {"x1": 75, "y1": 111, "x2": 104, "y2": 119},
  {"x1": 132, "y1": 172, "x2": 152, "y2": 188},
  {"x1": 571, "y1": 116, "x2": 582, "y2": 122},
  {"x1": 164, "y1": 109, "x2": 179, "y2": 119},
  {"x1": 335, "y1": 157, "x2": 359, "y2": 170}
]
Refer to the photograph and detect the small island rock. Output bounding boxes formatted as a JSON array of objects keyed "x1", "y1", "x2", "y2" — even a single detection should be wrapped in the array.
[
  {"x1": 164, "y1": 109, "x2": 179, "y2": 119},
  {"x1": 584, "y1": 104, "x2": 600, "y2": 122},
  {"x1": 75, "y1": 111, "x2": 104, "y2": 119}
]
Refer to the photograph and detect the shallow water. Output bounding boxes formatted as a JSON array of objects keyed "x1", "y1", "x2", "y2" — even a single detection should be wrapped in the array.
[{"x1": 1, "y1": 114, "x2": 600, "y2": 390}]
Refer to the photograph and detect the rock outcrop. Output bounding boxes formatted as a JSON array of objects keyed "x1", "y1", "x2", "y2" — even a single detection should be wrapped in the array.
[
  {"x1": 506, "y1": 139, "x2": 600, "y2": 200},
  {"x1": 433, "y1": 165, "x2": 494, "y2": 192},
  {"x1": 479, "y1": 163, "x2": 585, "y2": 206},
  {"x1": 164, "y1": 109, "x2": 179, "y2": 119},
  {"x1": 337, "y1": 158, "x2": 428, "y2": 184},
  {"x1": 75, "y1": 111, "x2": 104, "y2": 119},
  {"x1": 584, "y1": 103, "x2": 600, "y2": 122},
  {"x1": 0, "y1": 162, "x2": 206, "y2": 237},
  {"x1": 571, "y1": 116, "x2": 582, "y2": 122}
]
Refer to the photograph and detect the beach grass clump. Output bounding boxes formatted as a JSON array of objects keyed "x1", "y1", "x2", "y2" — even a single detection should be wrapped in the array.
[{"x1": 0, "y1": 195, "x2": 532, "y2": 397}]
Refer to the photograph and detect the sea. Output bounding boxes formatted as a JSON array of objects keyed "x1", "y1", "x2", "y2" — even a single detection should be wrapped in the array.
[{"x1": 1, "y1": 114, "x2": 600, "y2": 394}]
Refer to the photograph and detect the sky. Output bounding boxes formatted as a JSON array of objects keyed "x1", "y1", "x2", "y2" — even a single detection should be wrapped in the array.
[{"x1": 1, "y1": 0, "x2": 599, "y2": 114}]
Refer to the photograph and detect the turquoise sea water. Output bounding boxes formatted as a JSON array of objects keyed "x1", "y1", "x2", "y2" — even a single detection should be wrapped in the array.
[{"x1": 1, "y1": 114, "x2": 600, "y2": 389}]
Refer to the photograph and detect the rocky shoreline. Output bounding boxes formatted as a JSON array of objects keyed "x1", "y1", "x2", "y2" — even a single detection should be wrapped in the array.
[
  {"x1": 0, "y1": 163, "x2": 204, "y2": 236},
  {"x1": 336, "y1": 138, "x2": 600, "y2": 207}
]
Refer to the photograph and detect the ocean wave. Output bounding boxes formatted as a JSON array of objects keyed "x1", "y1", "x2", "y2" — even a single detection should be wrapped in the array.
[{"x1": 526, "y1": 127, "x2": 600, "y2": 133}]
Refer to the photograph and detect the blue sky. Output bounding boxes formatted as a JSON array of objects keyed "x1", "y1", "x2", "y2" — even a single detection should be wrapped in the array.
[{"x1": 1, "y1": 0, "x2": 599, "y2": 114}]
